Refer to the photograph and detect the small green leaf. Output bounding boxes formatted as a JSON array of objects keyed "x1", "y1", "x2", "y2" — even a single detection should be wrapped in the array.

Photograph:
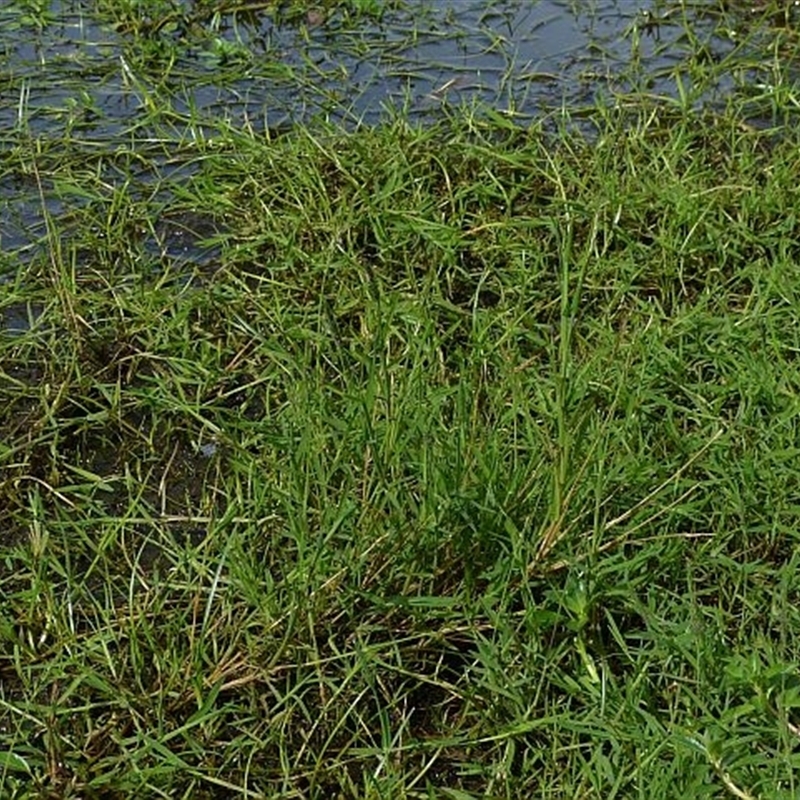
[{"x1": 0, "y1": 751, "x2": 31, "y2": 774}]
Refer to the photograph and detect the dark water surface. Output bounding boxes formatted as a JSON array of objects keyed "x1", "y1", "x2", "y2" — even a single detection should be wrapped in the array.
[
  {"x1": 0, "y1": 0, "x2": 794, "y2": 291},
  {"x1": 0, "y1": 1, "x2": 750, "y2": 134}
]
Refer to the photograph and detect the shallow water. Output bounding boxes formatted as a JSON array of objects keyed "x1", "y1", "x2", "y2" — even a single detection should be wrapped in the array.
[
  {"x1": 0, "y1": 0, "x2": 745, "y2": 136},
  {"x1": 0, "y1": 0, "x2": 793, "y2": 296}
]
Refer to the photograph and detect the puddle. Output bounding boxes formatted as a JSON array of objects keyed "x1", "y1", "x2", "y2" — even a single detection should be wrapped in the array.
[
  {"x1": 147, "y1": 209, "x2": 224, "y2": 266},
  {"x1": 0, "y1": 1, "x2": 769, "y2": 136},
  {"x1": 0, "y1": 0, "x2": 796, "y2": 282},
  {"x1": 0, "y1": 302, "x2": 45, "y2": 337}
]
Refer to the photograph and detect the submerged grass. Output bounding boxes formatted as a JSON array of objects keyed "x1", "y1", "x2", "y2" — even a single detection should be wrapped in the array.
[{"x1": 2, "y1": 101, "x2": 800, "y2": 797}]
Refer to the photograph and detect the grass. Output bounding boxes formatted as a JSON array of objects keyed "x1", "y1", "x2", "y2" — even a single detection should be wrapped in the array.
[
  {"x1": 3, "y1": 104, "x2": 800, "y2": 798},
  {"x1": 3, "y1": 1, "x2": 800, "y2": 798}
]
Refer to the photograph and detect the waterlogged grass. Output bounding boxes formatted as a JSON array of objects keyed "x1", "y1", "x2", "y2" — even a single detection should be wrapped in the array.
[
  {"x1": 5, "y1": 0, "x2": 800, "y2": 140},
  {"x1": 2, "y1": 99, "x2": 800, "y2": 797}
]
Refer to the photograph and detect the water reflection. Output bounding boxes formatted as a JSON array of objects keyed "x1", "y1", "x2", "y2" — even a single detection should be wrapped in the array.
[
  {"x1": 0, "y1": 1, "x2": 750, "y2": 136},
  {"x1": 0, "y1": 0, "x2": 793, "y2": 282}
]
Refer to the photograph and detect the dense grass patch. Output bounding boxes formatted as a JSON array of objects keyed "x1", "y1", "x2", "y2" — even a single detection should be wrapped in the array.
[{"x1": 2, "y1": 104, "x2": 800, "y2": 797}]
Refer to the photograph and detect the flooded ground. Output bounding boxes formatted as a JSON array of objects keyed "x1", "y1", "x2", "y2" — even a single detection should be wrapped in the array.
[
  {"x1": 1, "y1": 1, "x2": 779, "y2": 133},
  {"x1": 1, "y1": 0, "x2": 798, "y2": 293}
]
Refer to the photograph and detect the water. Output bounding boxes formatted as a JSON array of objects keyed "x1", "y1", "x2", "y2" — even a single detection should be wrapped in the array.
[
  {"x1": 0, "y1": 1, "x2": 750, "y2": 136},
  {"x1": 0, "y1": 0, "x2": 793, "y2": 296}
]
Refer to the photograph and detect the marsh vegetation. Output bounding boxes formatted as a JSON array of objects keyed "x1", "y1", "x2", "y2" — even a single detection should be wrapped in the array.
[{"x1": 2, "y1": 1, "x2": 800, "y2": 797}]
